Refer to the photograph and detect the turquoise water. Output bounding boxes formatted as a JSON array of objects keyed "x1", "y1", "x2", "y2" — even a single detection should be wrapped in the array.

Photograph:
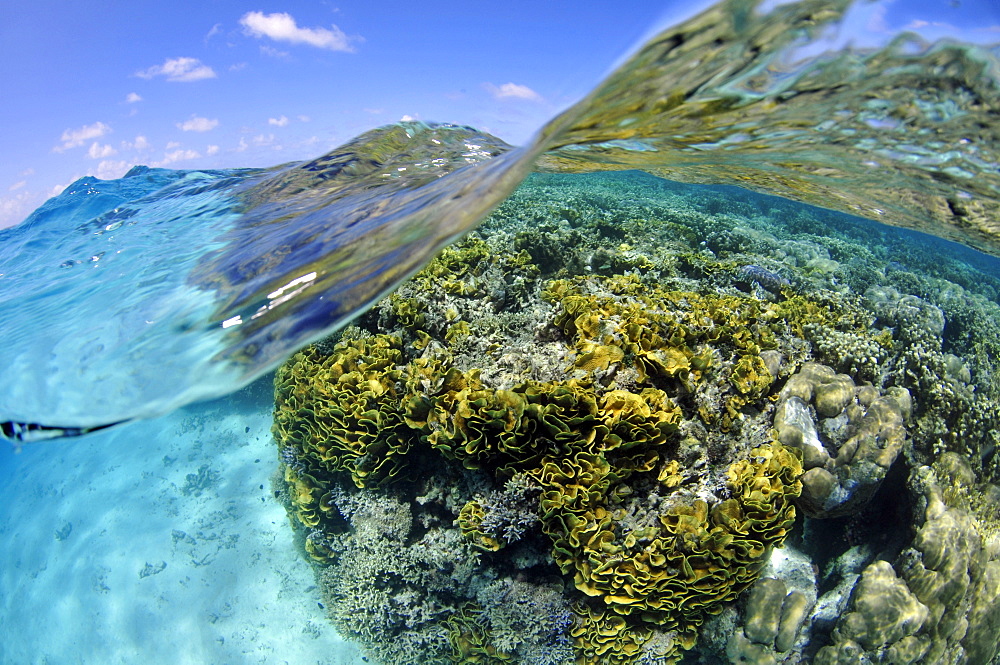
[{"x1": 2, "y1": 1, "x2": 1000, "y2": 664}]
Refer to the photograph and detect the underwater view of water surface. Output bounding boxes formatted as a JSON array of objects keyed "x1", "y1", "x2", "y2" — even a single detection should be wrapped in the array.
[{"x1": 2, "y1": 0, "x2": 1000, "y2": 663}]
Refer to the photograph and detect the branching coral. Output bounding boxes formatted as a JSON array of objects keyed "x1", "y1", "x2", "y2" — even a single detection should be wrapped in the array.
[{"x1": 458, "y1": 473, "x2": 543, "y2": 551}]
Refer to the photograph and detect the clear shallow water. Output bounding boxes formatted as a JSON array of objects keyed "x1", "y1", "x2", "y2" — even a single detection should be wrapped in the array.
[
  {"x1": 0, "y1": 377, "x2": 366, "y2": 665},
  {"x1": 2, "y1": 1, "x2": 1000, "y2": 664}
]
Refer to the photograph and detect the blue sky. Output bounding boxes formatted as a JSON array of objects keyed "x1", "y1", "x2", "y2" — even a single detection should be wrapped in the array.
[{"x1": 1, "y1": 0, "x2": 997, "y2": 228}]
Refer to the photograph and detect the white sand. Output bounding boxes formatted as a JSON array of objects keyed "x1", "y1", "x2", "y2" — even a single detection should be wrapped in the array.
[{"x1": 0, "y1": 380, "x2": 365, "y2": 665}]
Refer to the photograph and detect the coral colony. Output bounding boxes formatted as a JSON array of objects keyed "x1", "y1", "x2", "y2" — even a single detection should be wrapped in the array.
[{"x1": 271, "y1": 173, "x2": 1000, "y2": 664}]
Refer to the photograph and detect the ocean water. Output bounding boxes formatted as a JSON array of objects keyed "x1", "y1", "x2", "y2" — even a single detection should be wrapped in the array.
[{"x1": 2, "y1": 1, "x2": 1000, "y2": 664}]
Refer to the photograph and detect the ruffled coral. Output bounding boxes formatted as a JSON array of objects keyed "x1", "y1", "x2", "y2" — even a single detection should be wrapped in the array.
[
  {"x1": 570, "y1": 604, "x2": 654, "y2": 664},
  {"x1": 444, "y1": 604, "x2": 514, "y2": 664},
  {"x1": 273, "y1": 335, "x2": 421, "y2": 491},
  {"x1": 274, "y1": 274, "x2": 810, "y2": 664},
  {"x1": 541, "y1": 275, "x2": 846, "y2": 430},
  {"x1": 546, "y1": 443, "x2": 801, "y2": 663},
  {"x1": 270, "y1": 170, "x2": 1000, "y2": 665}
]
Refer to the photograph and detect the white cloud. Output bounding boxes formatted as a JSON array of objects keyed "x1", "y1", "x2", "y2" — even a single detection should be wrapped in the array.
[
  {"x1": 87, "y1": 142, "x2": 118, "y2": 159},
  {"x1": 297, "y1": 115, "x2": 311, "y2": 122},
  {"x1": 234, "y1": 134, "x2": 281, "y2": 152},
  {"x1": 400, "y1": 114, "x2": 416, "y2": 122},
  {"x1": 166, "y1": 141, "x2": 181, "y2": 150},
  {"x1": 206, "y1": 145, "x2": 220, "y2": 156},
  {"x1": 55, "y1": 121, "x2": 111, "y2": 152},
  {"x1": 136, "y1": 57, "x2": 216, "y2": 82},
  {"x1": 484, "y1": 82, "x2": 542, "y2": 101},
  {"x1": 122, "y1": 135, "x2": 151, "y2": 151},
  {"x1": 260, "y1": 45, "x2": 290, "y2": 59},
  {"x1": 239, "y1": 11, "x2": 359, "y2": 52},
  {"x1": 126, "y1": 92, "x2": 142, "y2": 103},
  {"x1": 268, "y1": 115, "x2": 289, "y2": 127},
  {"x1": 0, "y1": 190, "x2": 37, "y2": 229},
  {"x1": 178, "y1": 116, "x2": 219, "y2": 132},
  {"x1": 156, "y1": 149, "x2": 201, "y2": 166},
  {"x1": 93, "y1": 160, "x2": 130, "y2": 180},
  {"x1": 8, "y1": 180, "x2": 26, "y2": 192}
]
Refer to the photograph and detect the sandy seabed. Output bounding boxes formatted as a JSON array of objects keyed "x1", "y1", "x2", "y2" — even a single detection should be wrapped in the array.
[{"x1": 0, "y1": 377, "x2": 364, "y2": 665}]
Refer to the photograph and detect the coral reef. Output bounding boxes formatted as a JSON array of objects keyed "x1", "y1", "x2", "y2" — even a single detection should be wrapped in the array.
[
  {"x1": 814, "y1": 453, "x2": 1000, "y2": 664},
  {"x1": 773, "y1": 362, "x2": 909, "y2": 518},
  {"x1": 474, "y1": 579, "x2": 576, "y2": 664},
  {"x1": 273, "y1": 335, "x2": 417, "y2": 492},
  {"x1": 725, "y1": 576, "x2": 812, "y2": 664},
  {"x1": 270, "y1": 171, "x2": 1000, "y2": 664}
]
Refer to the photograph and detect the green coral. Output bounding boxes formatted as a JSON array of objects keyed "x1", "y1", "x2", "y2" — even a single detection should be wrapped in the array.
[
  {"x1": 550, "y1": 443, "x2": 801, "y2": 629},
  {"x1": 274, "y1": 272, "x2": 812, "y2": 664},
  {"x1": 386, "y1": 293, "x2": 427, "y2": 331},
  {"x1": 268, "y1": 170, "x2": 1000, "y2": 665},
  {"x1": 416, "y1": 236, "x2": 539, "y2": 298},
  {"x1": 273, "y1": 335, "x2": 420, "y2": 492},
  {"x1": 542, "y1": 275, "x2": 853, "y2": 429},
  {"x1": 415, "y1": 356, "x2": 802, "y2": 662},
  {"x1": 444, "y1": 604, "x2": 513, "y2": 664},
  {"x1": 571, "y1": 603, "x2": 654, "y2": 664}
]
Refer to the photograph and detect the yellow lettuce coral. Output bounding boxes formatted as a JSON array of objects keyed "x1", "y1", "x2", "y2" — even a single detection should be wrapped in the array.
[
  {"x1": 571, "y1": 603, "x2": 653, "y2": 664},
  {"x1": 273, "y1": 335, "x2": 420, "y2": 490},
  {"x1": 444, "y1": 604, "x2": 513, "y2": 664},
  {"x1": 545, "y1": 444, "x2": 801, "y2": 632},
  {"x1": 275, "y1": 270, "x2": 815, "y2": 664},
  {"x1": 542, "y1": 275, "x2": 798, "y2": 429}
]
